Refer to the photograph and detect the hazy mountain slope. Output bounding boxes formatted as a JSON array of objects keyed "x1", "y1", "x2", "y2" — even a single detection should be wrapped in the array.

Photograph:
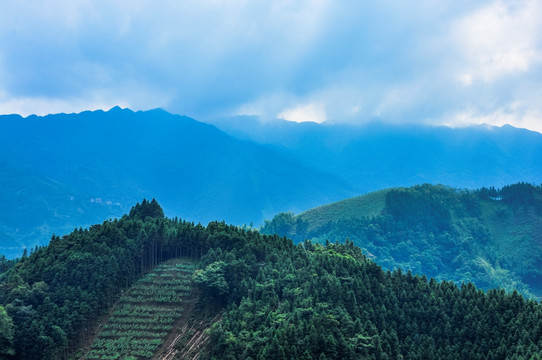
[
  {"x1": 0, "y1": 160, "x2": 122, "y2": 258},
  {"x1": 262, "y1": 183, "x2": 542, "y2": 299},
  {"x1": 4, "y1": 107, "x2": 542, "y2": 259},
  {"x1": 0, "y1": 108, "x2": 353, "y2": 257},
  {"x1": 208, "y1": 117, "x2": 542, "y2": 193}
]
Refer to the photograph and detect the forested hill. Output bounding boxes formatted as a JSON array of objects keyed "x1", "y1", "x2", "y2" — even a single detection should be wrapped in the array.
[
  {"x1": 261, "y1": 183, "x2": 542, "y2": 299},
  {"x1": 1, "y1": 200, "x2": 542, "y2": 359}
]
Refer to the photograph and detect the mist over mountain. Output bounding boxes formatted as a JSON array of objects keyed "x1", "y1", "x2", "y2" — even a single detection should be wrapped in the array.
[{"x1": 208, "y1": 116, "x2": 542, "y2": 193}]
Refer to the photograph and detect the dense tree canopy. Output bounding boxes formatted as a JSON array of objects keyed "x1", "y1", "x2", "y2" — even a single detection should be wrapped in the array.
[
  {"x1": 262, "y1": 183, "x2": 542, "y2": 299},
  {"x1": 196, "y1": 234, "x2": 542, "y2": 359},
  {"x1": 0, "y1": 200, "x2": 209, "y2": 359},
  {"x1": 0, "y1": 305, "x2": 15, "y2": 357},
  {"x1": 1, "y1": 197, "x2": 541, "y2": 359}
]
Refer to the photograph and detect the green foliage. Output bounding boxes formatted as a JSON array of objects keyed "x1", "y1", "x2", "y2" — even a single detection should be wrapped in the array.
[
  {"x1": 385, "y1": 184, "x2": 455, "y2": 231},
  {"x1": 0, "y1": 305, "x2": 15, "y2": 357},
  {"x1": 0, "y1": 199, "x2": 209, "y2": 360},
  {"x1": 197, "y1": 233, "x2": 542, "y2": 359},
  {"x1": 263, "y1": 183, "x2": 542, "y2": 299},
  {"x1": 262, "y1": 190, "x2": 389, "y2": 237},
  {"x1": 0, "y1": 255, "x2": 17, "y2": 275},
  {"x1": 261, "y1": 212, "x2": 299, "y2": 240},
  {"x1": 193, "y1": 261, "x2": 229, "y2": 298},
  {"x1": 128, "y1": 199, "x2": 165, "y2": 220},
  {"x1": 3, "y1": 197, "x2": 542, "y2": 359},
  {"x1": 498, "y1": 182, "x2": 542, "y2": 211}
]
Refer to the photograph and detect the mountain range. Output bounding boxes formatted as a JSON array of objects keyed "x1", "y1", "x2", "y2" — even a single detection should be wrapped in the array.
[
  {"x1": 1, "y1": 107, "x2": 542, "y2": 257},
  {"x1": 208, "y1": 115, "x2": 542, "y2": 192},
  {"x1": 0, "y1": 108, "x2": 351, "y2": 257}
]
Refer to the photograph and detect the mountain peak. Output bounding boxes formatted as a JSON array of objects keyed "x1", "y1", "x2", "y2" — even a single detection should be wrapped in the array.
[{"x1": 107, "y1": 105, "x2": 133, "y2": 114}]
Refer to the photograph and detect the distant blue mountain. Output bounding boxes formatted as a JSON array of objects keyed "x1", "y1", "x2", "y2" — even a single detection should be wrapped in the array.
[
  {"x1": 208, "y1": 116, "x2": 542, "y2": 193},
  {"x1": 0, "y1": 108, "x2": 353, "y2": 257},
  {"x1": 2, "y1": 108, "x2": 541, "y2": 258}
]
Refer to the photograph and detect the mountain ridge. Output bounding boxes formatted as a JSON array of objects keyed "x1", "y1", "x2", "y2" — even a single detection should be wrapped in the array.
[
  {"x1": 207, "y1": 115, "x2": 542, "y2": 193},
  {"x1": 0, "y1": 107, "x2": 354, "y2": 257}
]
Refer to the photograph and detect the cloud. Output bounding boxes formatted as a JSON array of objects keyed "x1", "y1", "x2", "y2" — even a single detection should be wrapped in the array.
[
  {"x1": 0, "y1": 0, "x2": 541, "y2": 133},
  {"x1": 0, "y1": 0, "x2": 333, "y2": 115},
  {"x1": 0, "y1": 84, "x2": 171, "y2": 117},
  {"x1": 0, "y1": 93, "x2": 122, "y2": 117},
  {"x1": 452, "y1": 0, "x2": 542, "y2": 83},
  {"x1": 277, "y1": 102, "x2": 326, "y2": 123},
  {"x1": 445, "y1": 101, "x2": 542, "y2": 133}
]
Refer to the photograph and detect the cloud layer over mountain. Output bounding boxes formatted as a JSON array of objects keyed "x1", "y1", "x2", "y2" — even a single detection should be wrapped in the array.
[{"x1": 1, "y1": 1, "x2": 541, "y2": 131}]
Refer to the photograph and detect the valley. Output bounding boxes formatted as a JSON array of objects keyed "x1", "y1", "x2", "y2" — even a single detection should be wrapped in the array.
[{"x1": 4, "y1": 2, "x2": 542, "y2": 358}]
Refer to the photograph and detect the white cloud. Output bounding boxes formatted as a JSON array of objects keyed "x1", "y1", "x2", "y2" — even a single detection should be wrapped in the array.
[
  {"x1": 234, "y1": 82, "x2": 368, "y2": 124},
  {"x1": 443, "y1": 103, "x2": 542, "y2": 134},
  {"x1": 452, "y1": 0, "x2": 542, "y2": 83},
  {"x1": 0, "y1": 82, "x2": 171, "y2": 117},
  {"x1": 233, "y1": 92, "x2": 297, "y2": 121},
  {"x1": 0, "y1": 0, "x2": 541, "y2": 134},
  {"x1": 277, "y1": 102, "x2": 326, "y2": 123},
  {"x1": 374, "y1": 82, "x2": 426, "y2": 119},
  {"x1": 459, "y1": 73, "x2": 473, "y2": 86}
]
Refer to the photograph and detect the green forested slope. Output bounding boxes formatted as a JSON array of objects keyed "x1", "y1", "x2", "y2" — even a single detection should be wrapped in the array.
[
  {"x1": 1, "y1": 198, "x2": 542, "y2": 359},
  {"x1": 262, "y1": 183, "x2": 542, "y2": 299},
  {"x1": 199, "y1": 239, "x2": 542, "y2": 359},
  {"x1": 0, "y1": 199, "x2": 210, "y2": 359},
  {"x1": 296, "y1": 189, "x2": 390, "y2": 232}
]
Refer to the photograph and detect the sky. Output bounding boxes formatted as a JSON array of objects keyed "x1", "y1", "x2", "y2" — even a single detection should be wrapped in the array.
[{"x1": 1, "y1": 0, "x2": 542, "y2": 132}]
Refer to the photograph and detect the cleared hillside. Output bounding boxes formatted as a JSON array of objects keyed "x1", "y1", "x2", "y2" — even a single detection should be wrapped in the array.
[{"x1": 85, "y1": 260, "x2": 196, "y2": 359}]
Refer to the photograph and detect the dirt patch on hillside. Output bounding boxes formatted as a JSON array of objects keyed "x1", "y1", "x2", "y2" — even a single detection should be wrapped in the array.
[{"x1": 153, "y1": 297, "x2": 221, "y2": 360}]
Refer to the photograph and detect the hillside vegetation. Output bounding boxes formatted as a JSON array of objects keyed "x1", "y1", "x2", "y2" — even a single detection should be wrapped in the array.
[
  {"x1": 1, "y1": 199, "x2": 542, "y2": 359},
  {"x1": 0, "y1": 199, "x2": 209, "y2": 359},
  {"x1": 262, "y1": 183, "x2": 542, "y2": 299}
]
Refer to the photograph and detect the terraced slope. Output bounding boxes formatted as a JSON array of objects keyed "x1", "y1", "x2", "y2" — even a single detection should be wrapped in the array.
[{"x1": 85, "y1": 260, "x2": 195, "y2": 360}]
